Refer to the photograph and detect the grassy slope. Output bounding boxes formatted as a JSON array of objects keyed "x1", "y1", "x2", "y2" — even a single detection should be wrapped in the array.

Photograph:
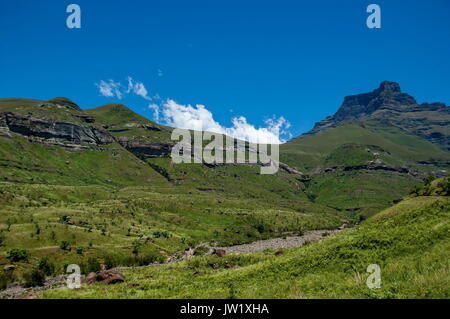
[
  {"x1": 0, "y1": 181, "x2": 344, "y2": 278},
  {"x1": 281, "y1": 122, "x2": 450, "y2": 171},
  {"x1": 0, "y1": 136, "x2": 168, "y2": 187},
  {"x1": 43, "y1": 184, "x2": 449, "y2": 299},
  {"x1": 281, "y1": 123, "x2": 450, "y2": 215}
]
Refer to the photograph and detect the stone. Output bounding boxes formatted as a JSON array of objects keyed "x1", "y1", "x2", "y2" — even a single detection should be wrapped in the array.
[
  {"x1": 85, "y1": 272, "x2": 98, "y2": 284},
  {"x1": 213, "y1": 248, "x2": 226, "y2": 257},
  {"x1": 96, "y1": 269, "x2": 125, "y2": 284},
  {"x1": 0, "y1": 112, "x2": 114, "y2": 147},
  {"x1": 209, "y1": 263, "x2": 220, "y2": 269},
  {"x1": 3, "y1": 265, "x2": 15, "y2": 272}
]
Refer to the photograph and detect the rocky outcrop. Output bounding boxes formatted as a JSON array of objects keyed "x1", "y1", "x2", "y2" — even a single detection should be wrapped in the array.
[
  {"x1": 117, "y1": 137, "x2": 174, "y2": 157},
  {"x1": 303, "y1": 161, "x2": 422, "y2": 179},
  {"x1": 0, "y1": 112, "x2": 114, "y2": 147},
  {"x1": 124, "y1": 122, "x2": 162, "y2": 131},
  {"x1": 302, "y1": 81, "x2": 450, "y2": 150}
]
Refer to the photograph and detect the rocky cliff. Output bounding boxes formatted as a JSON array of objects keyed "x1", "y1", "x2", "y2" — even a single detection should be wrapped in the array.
[
  {"x1": 304, "y1": 81, "x2": 450, "y2": 150},
  {"x1": 0, "y1": 112, "x2": 114, "y2": 148}
]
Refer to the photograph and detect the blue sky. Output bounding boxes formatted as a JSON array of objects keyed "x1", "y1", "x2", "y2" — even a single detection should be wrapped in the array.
[{"x1": 1, "y1": 0, "x2": 449, "y2": 140}]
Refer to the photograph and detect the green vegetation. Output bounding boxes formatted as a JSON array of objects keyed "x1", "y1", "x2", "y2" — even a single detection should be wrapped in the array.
[
  {"x1": 43, "y1": 179, "x2": 450, "y2": 298},
  {"x1": 0, "y1": 97, "x2": 449, "y2": 298}
]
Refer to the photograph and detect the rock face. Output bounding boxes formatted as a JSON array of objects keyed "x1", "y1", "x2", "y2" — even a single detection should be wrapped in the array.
[
  {"x1": 303, "y1": 81, "x2": 450, "y2": 150},
  {"x1": 117, "y1": 137, "x2": 174, "y2": 157},
  {"x1": 0, "y1": 112, "x2": 114, "y2": 147}
]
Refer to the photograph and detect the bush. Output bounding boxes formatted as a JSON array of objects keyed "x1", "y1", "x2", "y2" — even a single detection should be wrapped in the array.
[
  {"x1": 76, "y1": 246, "x2": 84, "y2": 255},
  {"x1": 0, "y1": 272, "x2": 16, "y2": 290},
  {"x1": 59, "y1": 240, "x2": 71, "y2": 251},
  {"x1": 152, "y1": 230, "x2": 171, "y2": 238},
  {"x1": 132, "y1": 240, "x2": 141, "y2": 256},
  {"x1": 23, "y1": 269, "x2": 46, "y2": 288},
  {"x1": 38, "y1": 257, "x2": 55, "y2": 276},
  {"x1": 82, "y1": 257, "x2": 100, "y2": 274},
  {"x1": 6, "y1": 248, "x2": 30, "y2": 262}
]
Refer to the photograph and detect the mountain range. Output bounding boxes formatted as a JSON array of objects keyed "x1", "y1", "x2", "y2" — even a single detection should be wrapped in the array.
[{"x1": 0, "y1": 81, "x2": 449, "y2": 298}]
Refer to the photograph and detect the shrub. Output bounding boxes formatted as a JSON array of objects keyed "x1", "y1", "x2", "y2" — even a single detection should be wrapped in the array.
[
  {"x1": 194, "y1": 246, "x2": 209, "y2": 256},
  {"x1": 82, "y1": 257, "x2": 100, "y2": 274},
  {"x1": 6, "y1": 248, "x2": 30, "y2": 262},
  {"x1": 38, "y1": 257, "x2": 55, "y2": 276},
  {"x1": 0, "y1": 271, "x2": 16, "y2": 290},
  {"x1": 153, "y1": 230, "x2": 171, "y2": 238},
  {"x1": 59, "y1": 240, "x2": 71, "y2": 251},
  {"x1": 23, "y1": 268, "x2": 46, "y2": 288},
  {"x1": 76, "y1": 246, "x2": 84, "y2": 255},
  {"x1": 132, "y1": 240, "x2": 141, "y2": 256}
]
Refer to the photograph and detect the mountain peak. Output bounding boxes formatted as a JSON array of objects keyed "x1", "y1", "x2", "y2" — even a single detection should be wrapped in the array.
[
  {"x1": 302, "y1": 81, "x2": 449, "y2": 150},
  {"x1": 377, "y1": 80, "x2": 401, "y2": 93}
]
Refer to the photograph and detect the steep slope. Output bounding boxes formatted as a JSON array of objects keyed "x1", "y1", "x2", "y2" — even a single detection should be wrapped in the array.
[
  {"x1": 86, "y1": 104, "x2": 317, "y2": 204},
  {"x1": 0, "y1": 98, "x2": 169, "y2": 186},
  {"x1": 304, "y1": 81, "x2": 450, "y2": 150},
  {"x1": 280, "y1": 82, "x2": 450, "y2": 215}
]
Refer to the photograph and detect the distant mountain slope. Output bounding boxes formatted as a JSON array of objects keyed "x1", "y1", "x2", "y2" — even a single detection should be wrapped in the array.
[
  {"x1": 280, "y1": 81, "x2": 450, "y2": 215},
  {"x1": 303, "y1": 81, "x2": 450, "y2": 150}
]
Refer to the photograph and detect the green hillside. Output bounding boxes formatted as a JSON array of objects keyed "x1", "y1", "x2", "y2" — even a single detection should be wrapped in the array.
[
  {"x1": 42, "y1": 177, "x2": 450, "y2": 299},
  {"x1": 281, "y1": 123, "x2": 450, "y2": 215}
]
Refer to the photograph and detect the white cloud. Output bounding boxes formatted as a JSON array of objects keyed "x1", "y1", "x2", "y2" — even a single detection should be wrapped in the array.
[
  {"x1": 160, "y1": 99, "x2": 290, "y2": 144},
  {"x1": 95, "y1": 78, "x2": 291, "y2": 144},
  {"x1": 148, "y1": 103, "x2": 160, "y2": 122},
  {"x1": 96, "y1": 80, "x2": 123, "y2": 99},
  {"x1": 96, "y1": 77, "x2": 151, "y2": 100},
  {"x1": 127, "y1": 77, "x2": 151, "y2": 100}
]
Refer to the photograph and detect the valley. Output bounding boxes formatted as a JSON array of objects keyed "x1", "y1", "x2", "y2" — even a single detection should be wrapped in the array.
[{"x1": 0, "y1": 81, "x2": 449, "y2": 298}]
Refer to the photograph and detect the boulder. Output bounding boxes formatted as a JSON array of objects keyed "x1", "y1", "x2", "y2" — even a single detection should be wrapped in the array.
[
  {"x1": 3, "y1": 265, "x2": 15, "y2": 272},
  {"x1": 96, "y1": 269, "x2": 125, "y2": 284},
  {"x1": 213, "y1": 248, "x2": 226, "y2": 257},
  {"x1": 85, "y1": 269, "x2": 125, "y2": 285},
  {"x1": 85, "y1": 272, "x2": 98, "y2": 285}
]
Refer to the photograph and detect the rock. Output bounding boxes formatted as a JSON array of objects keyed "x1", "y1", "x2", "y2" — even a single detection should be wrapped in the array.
[
  {"x1": 301, "y1": 81, "x2": 450, "y2": 151},
  {"x1": 274, "y1": 250, "x2": 284, "y2": 256},
  {"x1": 85, "y1": 272, "x2": 98, "y2": 285},
  {"x1": 96, "y1": 269, "x2": 125, "y2": 284},
  {"x1": 117, "y1": 137, "x2": 174, "y2": 158},
  {"x1": 3, "y1": 265, "x2": 15, "y2": 272},
  {"x1": 209, "y1": 263, "x2": 220, "y2": 269},
  {"x1": 213, "y1": 248, "x2": 226, "y2": 257},
  {"x1": 224, "y1": 262, "x2": 236, "y2": 269},
  {"x1": 0, "y1": 112, "x2": 114, "y2": 147}
]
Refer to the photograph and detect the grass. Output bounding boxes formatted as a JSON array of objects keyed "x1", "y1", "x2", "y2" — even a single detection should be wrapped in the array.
[
  {"x1": 0, "y1": 181, "x2": 345, "y2": 279},
  {"x1": 42, "y1": 186, "x2": 450, "y2": 299}
]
